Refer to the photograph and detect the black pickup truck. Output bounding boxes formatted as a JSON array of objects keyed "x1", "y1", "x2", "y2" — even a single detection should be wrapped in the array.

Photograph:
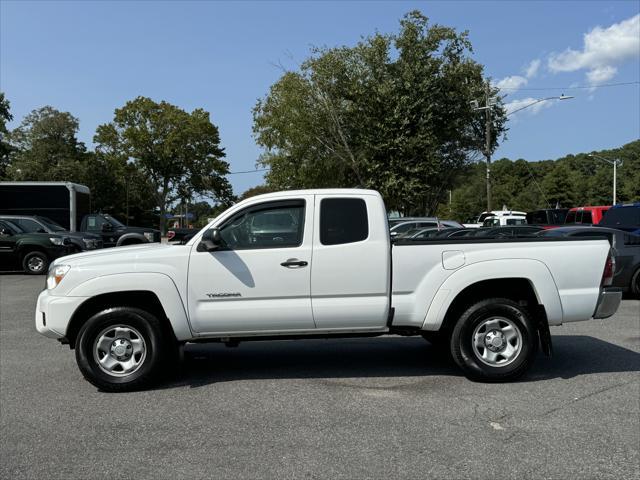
[
  {"x1": 79, "y1": 213, "x2": 160, "y2": 248},
  {"x1": 0, "y1": 182, "x2": 160, "y2": 248}
]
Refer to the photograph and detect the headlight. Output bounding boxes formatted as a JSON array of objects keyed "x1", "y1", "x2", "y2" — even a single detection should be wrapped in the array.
[
  {"x1": 144, "y1": 232, "x2": 154, "y2": 242},
  {"x1": 47, "y1": 265, "x2": 70, "y2": 289},
  {"x1": 49, "y1": 237, "x2": 64, "y2": 246}
]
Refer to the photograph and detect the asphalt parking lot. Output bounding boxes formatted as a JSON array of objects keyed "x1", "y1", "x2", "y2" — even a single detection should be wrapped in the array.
[{"x1": 1, "y1": 274, "x2": 639, "y2": 479}]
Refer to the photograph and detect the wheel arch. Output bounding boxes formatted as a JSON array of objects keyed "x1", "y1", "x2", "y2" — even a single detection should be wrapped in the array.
[
  {"x1": 116, "y1": 233, "x2": 149, "y2": 247},
  {"x1": 66, "y1": 291, "x2": 177, "y2": 349},
  {"x1": 64, "y1": 273, "x2": 192, "y2": 347},
  {"x1": 423, "y1": 259, "x2": 563, "y2": 332}
]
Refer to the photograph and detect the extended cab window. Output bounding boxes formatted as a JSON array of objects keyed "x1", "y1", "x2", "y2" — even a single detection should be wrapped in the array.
[
  {"x1": 219, "y1": 201, "x2": 305, "y2": 249},
  {"x1": 85, "y1": 215, "x2": 108, "y2": 232},
  {"x1": 320, "y1": 198, "x2": 368, "y2": 245}
]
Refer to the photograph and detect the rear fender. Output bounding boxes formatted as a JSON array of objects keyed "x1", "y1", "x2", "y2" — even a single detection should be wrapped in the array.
[{"x1": 422, "y1": 259, "x2": 563, "y2": 330}]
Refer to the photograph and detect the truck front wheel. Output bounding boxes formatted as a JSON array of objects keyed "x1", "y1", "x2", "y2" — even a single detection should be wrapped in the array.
[
  {"x1": 75, "y1": 307, "x2": 170, "y2": 392},
  {"x1": 450, "y1": 298, "x2": 538, "y2": 382}
]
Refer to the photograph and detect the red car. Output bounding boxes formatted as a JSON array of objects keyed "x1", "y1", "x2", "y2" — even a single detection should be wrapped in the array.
[{"x1": 565, "y1": 206, "x2": 611, "y2": 225}]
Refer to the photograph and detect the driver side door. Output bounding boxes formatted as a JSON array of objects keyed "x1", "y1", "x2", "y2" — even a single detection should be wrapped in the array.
[{"x1": 187, "y1": 196, "x2": 315, "y2": 334}]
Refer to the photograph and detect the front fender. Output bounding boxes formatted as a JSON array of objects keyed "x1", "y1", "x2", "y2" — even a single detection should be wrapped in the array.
[
  {"x1": 66, "y1": 272, "x2": 193, "y2": 341},
  {"x1": 115, "y1": 233, "x2": 149, "y2": 247},
  {"x1": 422, "y1": 258, "x2": 564, "y2": 330}
]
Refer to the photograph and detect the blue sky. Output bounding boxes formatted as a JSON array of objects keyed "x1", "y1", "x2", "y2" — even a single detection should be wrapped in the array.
[{"x1": 1, "y1": 0, "x2": 639, "y2": 196}]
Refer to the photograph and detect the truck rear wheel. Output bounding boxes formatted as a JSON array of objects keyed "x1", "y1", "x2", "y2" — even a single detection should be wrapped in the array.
[
  {"x1": 75, "y1": 307, "x2": 170, "y2": 392},
  {"x1": 450, "y1": 298, "x2": 538, "y2": 382}
]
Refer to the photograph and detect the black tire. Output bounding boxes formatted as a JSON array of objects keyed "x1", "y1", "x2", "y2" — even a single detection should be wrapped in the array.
[
  {"x1": 631, "y1": 268, "x2": 640, "y2": 298},
  {"x1": 22, "y1": 251, "x2": 49, "y2": 275},
  {"x1": 450, "y1": 298, "x2": 538, "y2": 382},
  {"x1": 75, "y1": 307, "x2": 171, "y2": 392}
]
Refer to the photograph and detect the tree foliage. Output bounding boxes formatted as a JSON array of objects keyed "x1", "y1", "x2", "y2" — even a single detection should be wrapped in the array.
[
  {"x1": 0, "y1": 92, "x2": 13, "y2": 178},
  {"x1": 7, "y1": 106, "x2": 88, "y2": 181},
  {"x1": 253, "y1": 11, "x2": 506, "y2": 215},
  {"x1": 442, "y1": 139, "x2": 640, "y2": 222},
  {"x1": 94, "y1": 97, "x2": 233, "y2": 232}
]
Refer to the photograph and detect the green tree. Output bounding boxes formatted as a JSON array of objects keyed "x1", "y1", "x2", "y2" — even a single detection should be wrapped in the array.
[
  {"x1": 253, "y1": 11, "x2": 506, "y2": 215},
  {"x1": 94, "y1": 97, "x2": 233, "y2": 233},
  {"x1": 6, "y1": 106, "x2": 88, "y2": 182},
  {"x1": 0, "y1": 92, "x2": 13, "y2": 178},
  {"x1": 238, "y1": 184, "x2": 274, "y2": 201}
]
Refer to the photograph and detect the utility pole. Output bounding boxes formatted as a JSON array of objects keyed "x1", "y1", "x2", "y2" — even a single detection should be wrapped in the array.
[
  {"x1": 588, "y1": 154, "x2": 622, "y2": 205},
  {"x1": 484, "y1": 81, "x2": 492, "y2": 212}
]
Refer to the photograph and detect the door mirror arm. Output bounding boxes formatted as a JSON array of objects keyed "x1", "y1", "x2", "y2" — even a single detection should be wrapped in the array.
[{"x1": 199, "y1": 228, "x2": 223, "y2": 252}]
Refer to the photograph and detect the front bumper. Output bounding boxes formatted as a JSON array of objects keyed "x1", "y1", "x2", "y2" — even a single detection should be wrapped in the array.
[
  {"x1": 35, "y1": 289, "x2": 88, "y2": 340},
  {"x1": 593, "y1": 287, "x2": 623, "y2": 319}
]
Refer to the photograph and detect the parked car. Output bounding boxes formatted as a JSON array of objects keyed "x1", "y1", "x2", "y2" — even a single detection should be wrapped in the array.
[
  {"x1": 0, "y1": 182, "x2": 160, "y2": 247},
  {"x1": 600, "y1": 203, "x2": 640, "y2": 232},
  {"x1": 80, "y1": 213, "x2": 160, "y2": 248},
  {"x1": 539, "y1": 226, "x2": 640, "y2": 296},
  {"x1": 389, "y1": 218, "x2": 463, "y2": 237},
  {"x1": 526, "y1": 208, "x2": 569, "y2": 227},
  {"x1": 167, "y1": 228, "x2": 199, "y2": 244},
  {"x1": 0, "y1": 215, "x2": 103, "y2": 252},
  {"x1": 464, "y1": 209, "x2": 526, "y2": 228},
  {"x1": 565, "y1": 206, "x2": 611, "y2": 225},
  {"x1": 482, "y1": 215, "x2": 528, "y2": 227},
  {"x1": 36, "y1": 188, "x2": 620, "y2": 391},
  {"x1": 397, "y1": 227, "x2": 461, "y2": 239},
  {"x1": 0, "y1": 219, "x2": 73, "y2": 274}
]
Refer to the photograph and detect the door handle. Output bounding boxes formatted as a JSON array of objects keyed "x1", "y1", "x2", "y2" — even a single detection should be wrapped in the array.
[{"x1": 280, "y1": 259, "x2": 308, "y2": 268}]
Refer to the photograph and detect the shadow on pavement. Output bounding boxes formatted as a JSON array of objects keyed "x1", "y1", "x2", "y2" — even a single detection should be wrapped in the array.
[{"x1": 156, "y1": 335, "x2": 640, "y2": 390}]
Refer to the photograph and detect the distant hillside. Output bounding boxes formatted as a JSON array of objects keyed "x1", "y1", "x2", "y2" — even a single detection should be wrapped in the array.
[{"x1": 439, "y1": 139, "x2": 640, "y2": 221}]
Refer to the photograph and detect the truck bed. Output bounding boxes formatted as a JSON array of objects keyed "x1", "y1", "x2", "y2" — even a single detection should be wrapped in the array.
[{"x1": 391, "y1": 236, "x2": 611, "y2": 329}]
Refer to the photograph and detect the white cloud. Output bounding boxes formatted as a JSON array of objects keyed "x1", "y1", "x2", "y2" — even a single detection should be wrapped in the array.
[
  {"x1": 494, "y1": 59, "x2": 540, "y2": 93},
  {"x1": 524, "y1": 59, "x2": 541, "y2": 78},
  {"x1": 586, "y1": 65, "x2": 617, "y2": 85},
  {"x1": 548, "y1": 14, "x2": 640, "y2": 85},
  {"x1": 496, "y1": 75, "x2": 528, "y2": 91},
  {"x1": 504, "y1": 97, "x2": 555, "y2": 117}
]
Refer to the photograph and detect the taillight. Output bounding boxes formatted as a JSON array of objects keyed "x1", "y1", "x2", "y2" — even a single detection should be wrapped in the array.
[
  {"x1": 167, "y1": 231, "x2": 175, "y2": 240},
  {"x1": 602, "y1": 250, "x2": 615, "y2": 286}
]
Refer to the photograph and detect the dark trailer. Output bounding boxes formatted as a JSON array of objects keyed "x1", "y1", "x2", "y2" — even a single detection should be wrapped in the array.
[{"x1": 0, "y1": 182, "x2": 91, "y2": 231}]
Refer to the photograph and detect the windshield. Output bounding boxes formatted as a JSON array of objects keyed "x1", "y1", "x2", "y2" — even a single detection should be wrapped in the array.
[
  {"x1": 36, "y1": 216, "x2": 66, "y2": 232},
  {"x1": 103, "y1": 214, "x2": 126, "y2": 227}
]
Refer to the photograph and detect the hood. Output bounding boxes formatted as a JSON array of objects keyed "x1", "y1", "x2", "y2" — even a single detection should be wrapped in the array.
[{"x1": 55, "y1": 242, "x2": 171, "y2": 266}]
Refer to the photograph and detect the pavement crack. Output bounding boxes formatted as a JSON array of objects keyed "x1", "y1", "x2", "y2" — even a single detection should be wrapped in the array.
[{"x1": 539, "y1": 381, "x2": 634, "y2": 417}]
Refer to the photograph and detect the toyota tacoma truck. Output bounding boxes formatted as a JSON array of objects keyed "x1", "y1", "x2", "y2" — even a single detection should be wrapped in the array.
[{"x1": 35, "y1": 189, "x2": 622, "y2": 391}]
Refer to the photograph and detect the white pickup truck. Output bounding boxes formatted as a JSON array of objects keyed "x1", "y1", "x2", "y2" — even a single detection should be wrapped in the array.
[{"x1": 36, "y1": 189, "x2": 622, "y2": 391}]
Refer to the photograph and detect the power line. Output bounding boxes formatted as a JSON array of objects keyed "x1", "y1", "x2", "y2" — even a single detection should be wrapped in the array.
[
  {"x1": 498, "y1": 80, "x2": 639, "y2": 91},
  {"x1": 226, "y1": 167, "x2": 270, "y2": 175}
]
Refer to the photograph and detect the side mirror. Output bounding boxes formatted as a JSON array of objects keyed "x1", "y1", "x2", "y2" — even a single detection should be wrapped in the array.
[
  {"x1": 0, "y1": 228, "x2": 11, "y2": 236},
  {"x1": 199, "y1": 228, "x2": 222, "y2": 251},
  {"x1": 102, "y1": 223, "x2": 114, "y2": 232},
  {"x1": 390, "y1": 231, "x2": 398, "y2": 237},
  {"x1": 37, "y1": 228, "x2": 47, "y2": 233}
]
